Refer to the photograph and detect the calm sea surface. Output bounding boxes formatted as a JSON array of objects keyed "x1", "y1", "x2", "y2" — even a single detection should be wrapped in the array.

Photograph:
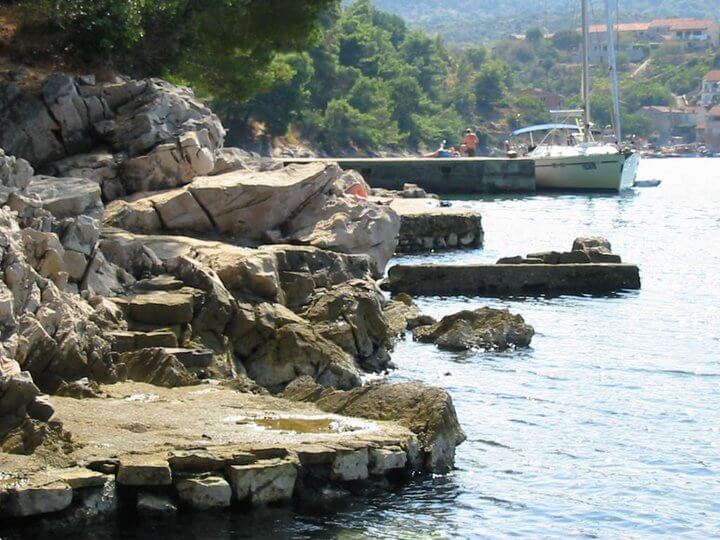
[{"x1": 29, "y1": 158, "x2": 720, "y2": 539}]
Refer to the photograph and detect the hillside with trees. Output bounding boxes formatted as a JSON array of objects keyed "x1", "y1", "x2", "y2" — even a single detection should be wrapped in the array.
[
  {"x1": 228, "y1": 0, "x2": 517, "y2": 153},
  {"x1": 365, "y1": 0, "x2": 720, "y2": 44}
]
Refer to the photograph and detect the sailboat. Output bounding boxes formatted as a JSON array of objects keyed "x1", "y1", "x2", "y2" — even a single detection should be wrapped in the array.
[{"x1": 516, "y1": 0, "x2": 640, "y2": 191}]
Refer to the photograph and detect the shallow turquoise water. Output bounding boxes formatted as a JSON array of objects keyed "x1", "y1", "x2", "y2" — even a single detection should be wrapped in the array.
[{"x1": 9, "y1": 158, "x2": 720, "y2": 539}]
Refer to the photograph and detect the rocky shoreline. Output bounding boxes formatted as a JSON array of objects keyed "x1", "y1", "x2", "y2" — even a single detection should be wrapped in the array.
[{"x1": 0, "y1": 73, "x2": 471, "y2": 527}]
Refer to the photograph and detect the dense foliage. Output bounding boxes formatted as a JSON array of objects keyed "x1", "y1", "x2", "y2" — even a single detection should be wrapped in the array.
[
  {"x1": 235, "y1": 0, "x2": 514, "y2": 152},
  {"x1": 13, "y1": 0, "x2": 337, "y2": 100}
]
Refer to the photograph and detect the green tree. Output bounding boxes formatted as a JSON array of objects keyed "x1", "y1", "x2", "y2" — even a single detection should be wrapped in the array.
[
  {"x1": 525, "y1": 27, "x2": 543, "y2": 44},
  {"x1": 33, "y1": 0, "x2": 338, "y2": 101},
  {"x1": 551, "y1": 29, "x2": 581, "y2": 52},
  {"x1": 474, "y1": 60, "x2": 510, "y2": 110}
]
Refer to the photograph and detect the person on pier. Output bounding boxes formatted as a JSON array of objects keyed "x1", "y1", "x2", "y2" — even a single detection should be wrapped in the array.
[{"x1": 464, "y1": 128, "x2": 480, "y2": 157}]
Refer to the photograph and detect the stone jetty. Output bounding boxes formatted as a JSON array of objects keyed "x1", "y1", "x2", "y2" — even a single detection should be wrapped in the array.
[
  {"x1": 387, "y1": 197, "x2": 483, "y2": 254},
  {"x1": 0, "y1": 73, "x2": 465, "y2": 529},
  {"x1": 386, "y1": 237, "x2": 640, "y2": 296},
  {"x1": 281, "y1": 157, "x2": 535, "y2": 194}
]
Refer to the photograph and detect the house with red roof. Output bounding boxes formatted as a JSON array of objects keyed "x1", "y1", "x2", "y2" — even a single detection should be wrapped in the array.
[
  {"x1": 700, "y1": 70, "x2": 720, "y2": 107},
  {"x1": 586, "y1": 18, "x2": 719, "y2": 64}
]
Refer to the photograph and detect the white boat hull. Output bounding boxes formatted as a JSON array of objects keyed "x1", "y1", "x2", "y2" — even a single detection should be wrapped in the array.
[{"x1": 534, "y1": 152, "x2": 638, "y2": 191}]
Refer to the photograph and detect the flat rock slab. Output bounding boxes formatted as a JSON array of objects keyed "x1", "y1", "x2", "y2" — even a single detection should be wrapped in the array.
[
  {"x1": 226, "y1": 459, "x2": 298, "y2": 505},
  {"x1": 0, "y1": 477, "x2": 73, "y2": 517},
  {"x1": 117, "y1": 455, "x2": 172, "y2": 486},
  {"x1": 386, "y1": 263, "x2": 641, "y2": 296},
  {"x1": 1, "y1": 381, "x2": 412, "y2": 480},
  {"x1": 53, "y1": 467, "x2": 109, "y2": 489},
  {"x1": 127, "y1": 292, "x2": 195, "y2": 325},
  {"x1": 175, "y1": 475, "x2": 232, "y2": 509},
  {"x1": 25, "y1": 175, "x2": 101, "y2": 218}
]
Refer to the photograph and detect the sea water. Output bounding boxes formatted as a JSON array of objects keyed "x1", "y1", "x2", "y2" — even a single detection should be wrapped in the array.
[{"x1": 26, "y1": 158, "x2": 720, "y2": 539}]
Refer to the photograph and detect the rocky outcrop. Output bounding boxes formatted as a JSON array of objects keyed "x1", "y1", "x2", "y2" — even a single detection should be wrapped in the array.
[
  {"x1": 1, "y1": 75, "x2": 225, "y2": 198},
  {"x1": 383, "y1": 293, "x2": 436, "y2": 337},
  {"x1": 0, "y1": 206, "x2": 120, "y2": 393},
  {"x1": 0, "y1": 72, "x2": 466, "y2": 508},
  {"x1": 283, "y1": 377, "x2": 466, "y2": 472},
  {"x1": 105, "y1": 163, "x2": 399, "y2": 274},
  {"x1": 0, "y1": 372, "x2": 54, "y2": 442},
  {"x1": 230, "y1": 302, "x2": 362, "y2": 393},
  {"x1": 413, "y1": 307, "x2": 534, "y2": 351},
  {"x1": 302, "y1": 280, "x2": 393, "y2": 372},
  {"x1": 117, "y1": 348, "x2": 199, "y2": 388}
]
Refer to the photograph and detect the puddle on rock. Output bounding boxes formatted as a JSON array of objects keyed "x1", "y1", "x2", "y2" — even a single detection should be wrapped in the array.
[{"x1": 227, "y1": 414, "x2": 375, "y2": 434}]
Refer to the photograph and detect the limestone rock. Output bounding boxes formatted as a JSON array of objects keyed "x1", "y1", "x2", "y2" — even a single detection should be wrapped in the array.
[
  {"x1": 127, "y1": 291, "x2": 195, "y2": 325},
  {"x1": 63, "y1": 250, "x2": 88, "y2": 283},
  {"x1": 0, "y1": 477, "x2": 73, "y2": 518},
  {"x1": 25, "y1": 175, "x2": 101, "y2": 218},
  {"x1": 283, "y1": 378, "x2": 466, "y2": 472},
  {"x1": 232, "y1": 303, "x2": 362, "y2": 392},
  {"x1": 48, "y1": 152, "x2": 120, "y2": 194},
  {"x1": 332, "y1": 448, "x2": 369, "y2": 481},
  {"x1": 413, "y1": 308, "x2": 534, "y2": 351},
  {"x1": 286, "y1": 190, "x2": 400, "y2": 275},
  {"x1": 0, "y1": 148, "x2": 33, "y2": 189},
  {"x1": 117, "y1": 455, "x2": 172, "y2": 486},
  {"x1": 54, "y1": 467, "x2": 109, "y2": 489},
  {"x1": 100, "y1": 230, "x2": 375, "y2": 307},
  {"x1": 226, "y1": 459, "x2": 298, "y2": 505},
  {"x1": 81, "y1": 250, "x2": 131, "y2": 296},
  {"x1": 0, "y1": 372, "x2": 42, "y2": 438},
  {"x1": 175, "y1": 475, "x2": 232, "y2": 509},
  {"x1": 383, "y1": 294, "x2": 436, "y2": 336},
  {"x1": 572, "y1": 236, "x2": 612, "y2": 253},
  {"x1": 369, "y1": 447, "x2": 407, "y2": 475},
  {"x1": 187, "y1": 163, "x2": 337, "y2": 238},
  {"x1": 302, "y1": 280, "x2": 392, "y2": 372},
  {"x1": 61, "y1": 214, "x2": 100, "y2": 255},
  {"x1": 0, "y1": 87, "x2": 65, "y2": 166},
  {"x1": 119, "y1": 348, "x2": 198, "y2": 388},
  {"x1": 104, "y1": 163, "x2": 399, "y2": 274}
]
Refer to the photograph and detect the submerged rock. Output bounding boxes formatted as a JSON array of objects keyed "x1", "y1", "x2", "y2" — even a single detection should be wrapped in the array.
[{"x1": 413, "y1": 307, "x2": 534, "y2": 351}]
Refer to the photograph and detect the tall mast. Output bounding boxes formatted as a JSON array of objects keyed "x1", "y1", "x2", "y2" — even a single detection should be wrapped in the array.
[
  {"x1": 581, "y1": 0, "x2": 591, "y2": 142},
  {"x1": 605, "y1": 0, "x2": 622, "y2": 144}
]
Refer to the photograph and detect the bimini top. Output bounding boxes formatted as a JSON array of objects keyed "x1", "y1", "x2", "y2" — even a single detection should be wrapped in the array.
[{"x1": 510, "y1": 124, "x2": 580, "y2": 137}]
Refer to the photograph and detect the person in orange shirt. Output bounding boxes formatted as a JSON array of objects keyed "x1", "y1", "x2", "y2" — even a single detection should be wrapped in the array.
[{"x1": 463, "y1": 128, "x2": 479, "y2": 157}]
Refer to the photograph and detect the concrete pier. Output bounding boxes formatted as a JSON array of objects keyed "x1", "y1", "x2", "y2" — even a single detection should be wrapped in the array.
[
  {"x1": 281, "y1": 157, "x2": 535, "y2": 194},
  {"x1": 385, "y1": 263, "x2": 641, "y2": 296},
  {"x1": 385, "y1": 198, "x2": 483, "y2": 253}
]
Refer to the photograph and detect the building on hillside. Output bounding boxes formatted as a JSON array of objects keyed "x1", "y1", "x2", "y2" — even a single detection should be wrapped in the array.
[
  {"x1": 521, "y1": 88, "x2": 565, "y2": 110},
  {"x1": 586, "y1": 18, "x2": 719, "y2": 64},
  {"x1": 696, "y1": 105, "x2": 720, "y2": 151},
  {"x1": 641, "y1": 105, "x2": 699, "y2": 144},
  {"x1": 700, "y1": 70, "x2": 720, "y2": 107}
]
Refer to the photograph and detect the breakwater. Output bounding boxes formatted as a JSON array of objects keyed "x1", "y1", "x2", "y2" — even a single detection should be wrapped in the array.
[{"x1": 281, "y1": 157, "x2": 535, "y2": 194}]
